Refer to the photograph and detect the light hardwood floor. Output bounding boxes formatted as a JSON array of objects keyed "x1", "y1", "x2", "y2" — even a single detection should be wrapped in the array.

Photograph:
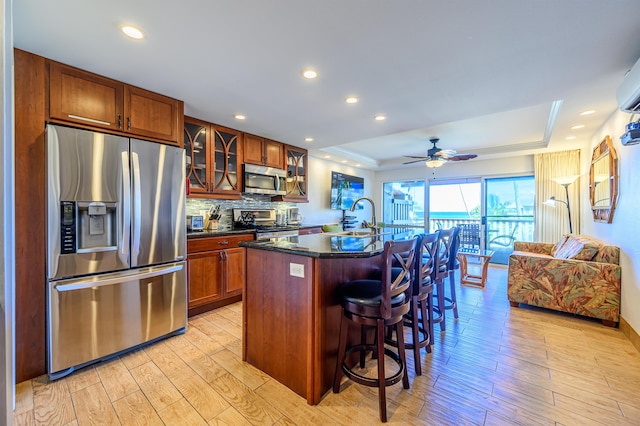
[{"x1": 13, "y1": 266, "x2": 640, "y2": 425}]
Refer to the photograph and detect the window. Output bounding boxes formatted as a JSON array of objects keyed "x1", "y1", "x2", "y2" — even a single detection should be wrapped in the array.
[{"x1": 382, "y1": 180, "x2": 425, "y2": 227}]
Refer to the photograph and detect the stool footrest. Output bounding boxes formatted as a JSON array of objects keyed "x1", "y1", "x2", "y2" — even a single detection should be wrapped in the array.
[
  {"x1": 385, "y1": 325, "x2": 430, "y2": 350},
  {"x1": 341, "y1": 345, "x2": 405, "y2": 388}
]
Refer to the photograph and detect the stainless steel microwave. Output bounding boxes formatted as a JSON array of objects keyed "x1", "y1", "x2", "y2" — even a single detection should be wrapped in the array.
[{"x1": 242, "y1": 163, "x2": 287, "y2": 195}]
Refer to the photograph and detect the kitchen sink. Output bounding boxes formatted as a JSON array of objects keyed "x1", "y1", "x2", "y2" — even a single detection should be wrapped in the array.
[{"x1": 324, "y1": 230, "x2": 391, "y2": 238}]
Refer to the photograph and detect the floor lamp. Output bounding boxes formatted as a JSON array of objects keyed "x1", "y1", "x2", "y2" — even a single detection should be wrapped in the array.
[{"x1": 543, "y1": 175, "x2": 580, "y2": 234}]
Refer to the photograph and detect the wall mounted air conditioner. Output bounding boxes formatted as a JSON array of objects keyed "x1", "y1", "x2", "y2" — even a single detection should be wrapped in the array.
[{"x1": 617, "y1": 56, "x2": 640, "y2": 112}]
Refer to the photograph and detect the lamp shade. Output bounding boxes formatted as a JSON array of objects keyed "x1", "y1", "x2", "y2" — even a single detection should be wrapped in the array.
[{"x1": 552, "y1": 175, "x2": 580, "y2": 186}]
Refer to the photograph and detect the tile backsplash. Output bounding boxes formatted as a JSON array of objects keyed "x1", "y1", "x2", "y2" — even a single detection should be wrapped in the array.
[{"x1": 186, "y1": 195, "x2": 296, "y2": 229}]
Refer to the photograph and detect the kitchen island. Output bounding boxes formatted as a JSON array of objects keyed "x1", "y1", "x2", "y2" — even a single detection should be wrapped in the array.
[{"x1": 240, "y1": 228, "x2": 418, "y2": 404}]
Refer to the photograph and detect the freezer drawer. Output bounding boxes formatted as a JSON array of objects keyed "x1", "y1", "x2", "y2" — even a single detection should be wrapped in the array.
[{"x1": 48, "y1": 262, "x2": 187, "y2": 379}]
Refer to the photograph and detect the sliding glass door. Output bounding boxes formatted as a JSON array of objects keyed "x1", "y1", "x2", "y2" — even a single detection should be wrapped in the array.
[
  {"x1": 426, "y1": 176, "x2": 535, "y2": 264},
  {"x1": 484, "y1": 176, "x2": 535, "y2": 264},
  {"x1": 428, "y1": 179, "x2": 481, "y2": 232}
]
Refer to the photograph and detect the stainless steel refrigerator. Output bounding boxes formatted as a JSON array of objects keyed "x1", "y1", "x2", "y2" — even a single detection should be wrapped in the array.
[{"x1": 46, "y1": 124, "x2": 187, "y2": 380}]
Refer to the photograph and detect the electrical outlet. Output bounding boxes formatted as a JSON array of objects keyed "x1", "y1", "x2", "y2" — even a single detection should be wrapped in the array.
[{"x1": 289, "y1": 263, "x2": 304, "y2": 278}]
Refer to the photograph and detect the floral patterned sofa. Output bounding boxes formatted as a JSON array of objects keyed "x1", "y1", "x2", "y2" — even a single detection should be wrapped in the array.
[{"x1": 507, "y1": 234, "x2": 621, "y2": 326}]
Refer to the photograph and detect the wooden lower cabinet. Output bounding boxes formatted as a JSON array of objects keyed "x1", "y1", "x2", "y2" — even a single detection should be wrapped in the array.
[{"x1": 187, "y1": 234, "x2": 253, "y2": 315}]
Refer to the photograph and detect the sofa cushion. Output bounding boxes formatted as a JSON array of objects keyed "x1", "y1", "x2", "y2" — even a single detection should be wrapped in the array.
[
  {"x1": 554, "y1": 235, "x2": 600, "y2": 261},
  {"x1": 511, "y1": 250, "x2": 554, "y2": 259},
  {"x1": 551, "y1": 234, "x2": 570, "y2": 257}
]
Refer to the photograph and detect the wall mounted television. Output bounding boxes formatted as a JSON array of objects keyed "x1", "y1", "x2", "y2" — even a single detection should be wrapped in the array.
[{"x1": 330, "y1": 171, "x2": 364, "y2": 210}]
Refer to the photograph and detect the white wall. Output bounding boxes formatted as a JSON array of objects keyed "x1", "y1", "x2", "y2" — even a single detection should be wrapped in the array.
[
  {"x1": 296, "y1": 156, "x2": 376, "y2": 228},
  {"x1": 581, "y1": 110, "x2": 640, "y2": 333}
]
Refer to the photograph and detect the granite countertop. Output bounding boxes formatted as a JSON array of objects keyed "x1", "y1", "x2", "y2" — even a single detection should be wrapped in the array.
[
  {"x1": 186, "y1": 224, "x2": 324, "y2": 239},
  {"x1": 239, "y1": 227, "x2": 421, "y2": 258},
  {"x1": 187, "y1": 228, "x2": 256, "y2": 239}
]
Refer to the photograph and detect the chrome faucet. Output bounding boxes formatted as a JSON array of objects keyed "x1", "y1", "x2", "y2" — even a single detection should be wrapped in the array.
[{"x1": 349, "y1": 197, "x2": 377, "y2": 230}]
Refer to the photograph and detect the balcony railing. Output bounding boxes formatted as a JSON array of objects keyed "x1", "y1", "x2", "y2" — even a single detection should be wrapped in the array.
[{"x1": 429, "y1": 218, "x2": 533, "y2": 245}]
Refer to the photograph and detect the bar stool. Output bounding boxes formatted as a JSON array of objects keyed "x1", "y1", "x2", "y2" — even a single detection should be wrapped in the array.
[
  {"x1": 433, "y1": 228, "x2": 455, "y2": 331},
  {"x1": 385, "y1": 231, "x2": 439, "y2": 376},
  {"x1": 333, "y1": 238, "x2": 418, "y2": 423}
]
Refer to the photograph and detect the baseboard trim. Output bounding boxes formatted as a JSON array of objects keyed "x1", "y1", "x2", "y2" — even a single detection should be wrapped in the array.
[{"x1": 620, "y1": 315, "x2": 640, "y2": 354}]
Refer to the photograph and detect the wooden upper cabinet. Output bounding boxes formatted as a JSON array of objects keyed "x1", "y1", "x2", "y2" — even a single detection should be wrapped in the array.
[
  {"x1": 264, "y1": 139, "x2": 284, "y2": 168},
  {"x1": 243, "y1": 134, "x2": 284, "y2": 169},
  {"x1": 48, "y1": 61, "x2": 183, "y2": 146},
  {"x1": 49, "y1": 62, "x2": 124, "y2": 132},
  {"x1": 125, "y1": 86, "x2": 182, "y2": 144}
]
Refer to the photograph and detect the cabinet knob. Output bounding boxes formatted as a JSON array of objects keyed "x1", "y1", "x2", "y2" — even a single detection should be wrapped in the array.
[
  {"x1": 218, "y1": 241, "x2": 229, "y2": 245},
  {"x1": 117, "y1": 114, "x2": 122, "y2": 129},
  {"x1": 127, "y1": 117, "x2": 131, "y2": 130}
]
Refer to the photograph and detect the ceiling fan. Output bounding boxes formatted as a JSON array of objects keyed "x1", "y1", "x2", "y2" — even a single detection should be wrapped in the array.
[{"x1": 403, "y1": 137, "x2": 478, "y2": 167}]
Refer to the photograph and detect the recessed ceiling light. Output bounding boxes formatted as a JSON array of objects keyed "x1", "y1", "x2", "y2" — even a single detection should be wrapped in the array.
[
  {"x1": 345, "y1": 96, "x2": 358, "y2": 104},
  {"x1": 122, "y1": 25, "x2": 144, "y2": 40},
  {"x1": 341, "y1": 160, "x2": 348, "y2": 163},
  {"x1": 302, "y1": 69, "x2": 318, "y2": 79},
  {"x1": 304, "y1": 137, "x2": 314, "y2": 142},
  {"x1": 566, "y1": 136, "x2": 576, "y2": 140},
  {"x1": 570, "y1": 124, "x2": 585, "y2": 130},
  {"x1": 324, "y1": 155, "x2": 331, "y2": 159},
  {"x1": 579, "y1": 110, "x2": 596, "y2": 116},
  {"x1": 374, "y1": 114, "x2": 386, "y2": 121},
  {"x1": 234, "y1": 114, "x2": 246, "y2": 120},
  {"x1": 355, "y1": 164, "x2": 361, "y2": 167}
]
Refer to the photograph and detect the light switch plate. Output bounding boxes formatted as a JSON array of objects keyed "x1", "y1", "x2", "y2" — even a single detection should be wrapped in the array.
[{"x1": 289, "y1": 262, "x2": 304, "y2": 278}]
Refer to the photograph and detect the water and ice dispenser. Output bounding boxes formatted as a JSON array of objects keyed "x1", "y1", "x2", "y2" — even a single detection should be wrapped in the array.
[{"x1": 60, "y1": 201, "x2": 117, "y2": 254}]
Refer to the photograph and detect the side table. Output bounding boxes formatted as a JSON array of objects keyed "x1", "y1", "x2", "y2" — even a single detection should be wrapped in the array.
[{"x1": 457, "y1": 248, "x2": 495, "y2": 288}]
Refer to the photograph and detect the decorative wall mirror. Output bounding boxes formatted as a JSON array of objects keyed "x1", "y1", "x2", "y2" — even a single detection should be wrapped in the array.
[{"x1": 589, "y1": 135, "x2": 618, "y2": 223}]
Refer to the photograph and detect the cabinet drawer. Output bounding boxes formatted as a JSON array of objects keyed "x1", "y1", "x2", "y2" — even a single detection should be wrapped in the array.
[{"x1": 187, "y1": 234, "x2": 254, "y2": 253}]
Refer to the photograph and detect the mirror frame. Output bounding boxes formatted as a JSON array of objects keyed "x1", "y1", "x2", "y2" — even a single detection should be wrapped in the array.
[{"x1": 589, "y1": 135, "x2": 618, "y2": 223}]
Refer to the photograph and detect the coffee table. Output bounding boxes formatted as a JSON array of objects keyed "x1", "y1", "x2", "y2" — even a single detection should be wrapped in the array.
[{"x1": 457, "y1": 248, "x2": 495, "y2": 288}]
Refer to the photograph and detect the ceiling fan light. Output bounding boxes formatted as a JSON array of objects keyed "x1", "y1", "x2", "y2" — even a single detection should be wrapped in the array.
[{"x1": 425, "y1": 159, "x2": 445, "y2": 168}]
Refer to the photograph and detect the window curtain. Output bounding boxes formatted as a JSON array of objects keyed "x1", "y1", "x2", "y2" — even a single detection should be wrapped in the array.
[{"x1": 534, "y1": 150, "x2": 580, "y2": 243}]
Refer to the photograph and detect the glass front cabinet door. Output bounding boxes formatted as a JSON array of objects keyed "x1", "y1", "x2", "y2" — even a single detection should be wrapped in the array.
[
  {"x1": 273, "y1": 145, "x2": 308, "y2": 202},
  {"x1": 184, "y1": 118, "x2": 209, "y2": 195},
  {"x1": 211, "y1": 124, "x2": 242, "y2": 198},
  {"x1": 184, "y1": 117, "x2": 242, "y2": 199}
]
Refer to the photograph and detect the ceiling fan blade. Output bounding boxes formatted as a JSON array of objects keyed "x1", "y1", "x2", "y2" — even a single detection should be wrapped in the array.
[
  {"x1": 403, "y1": 155, "x2": 430, "y2": 159},
  {"x1": 402, "y1": 157, "x2": 429, "y2": 164},
  {"x1": 434, "y1": 149, "x2": 457, "y2": 159},
  {"x1": 447, "y1": 153, "x2": 478, "y2": 161}
]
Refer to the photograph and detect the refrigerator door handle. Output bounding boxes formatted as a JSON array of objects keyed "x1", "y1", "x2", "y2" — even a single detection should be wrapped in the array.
[
  {"x1": 53, "y1": 263, "x2": 184, "y2": 293},
  {"x1": 131, "y1": 151, "x2": 142, "y2": 262},
  {"x1": 121, "y1": 151, "x2": 131, "y2": 261}
]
